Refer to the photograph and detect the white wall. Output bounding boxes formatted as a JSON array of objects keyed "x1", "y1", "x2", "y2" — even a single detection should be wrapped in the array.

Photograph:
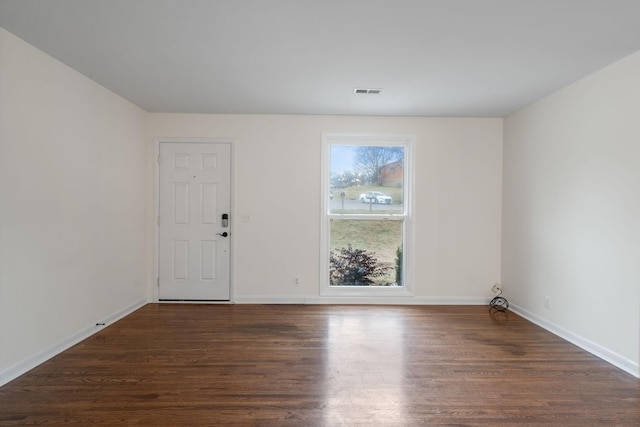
[
  {"x1": 503, "y1": 51, "x2": 640, "y2": 375},
  {"x1": 0, "y1": 26, "x2": 503, "y2": 385},
  {"x1": 0, "y1": 28, "x2": 148, "y2": 383},
  {"x1": 147, "y1": 114, "x2": 503, "y2": 303}
]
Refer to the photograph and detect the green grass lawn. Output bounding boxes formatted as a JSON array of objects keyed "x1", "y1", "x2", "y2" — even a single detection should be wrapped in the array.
[
  {"x1": 329, "y1": 184, "x2": 405, "y2": 286},
  {"x1": 330, "y1": 218, "x2": 402, "y2": 285}
]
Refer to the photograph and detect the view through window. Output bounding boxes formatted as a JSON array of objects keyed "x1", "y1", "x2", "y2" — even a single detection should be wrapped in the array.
[{"x1": 322, "y1": 135, "x2": 412, "y2": 294}]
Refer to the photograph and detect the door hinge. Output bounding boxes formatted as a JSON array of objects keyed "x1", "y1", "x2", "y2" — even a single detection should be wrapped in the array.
[
  {"x1": 157, "y1": 216, "x2": 160, "y2": 226},
  {"x1": 157, "y1": 278, "x2": 160, "y2": 287},
  {"x1": 157, "y1": 154, "x2": 160, "y2": 164}
]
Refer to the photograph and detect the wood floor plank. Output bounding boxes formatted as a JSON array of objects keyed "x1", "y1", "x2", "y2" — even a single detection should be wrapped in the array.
[{"x1": 0, "y1": 304, "x2": 638, "y2": 425}]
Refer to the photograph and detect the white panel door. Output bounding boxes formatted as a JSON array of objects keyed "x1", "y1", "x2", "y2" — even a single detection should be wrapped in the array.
[{"x1": 159, "y1": 142, "x2": 231, "y2": 300}]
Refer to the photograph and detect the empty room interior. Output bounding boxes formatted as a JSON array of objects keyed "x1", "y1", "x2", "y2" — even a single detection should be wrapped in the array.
[{"x1": 1, "y1": 0, "x2": 639, "y2": 424}]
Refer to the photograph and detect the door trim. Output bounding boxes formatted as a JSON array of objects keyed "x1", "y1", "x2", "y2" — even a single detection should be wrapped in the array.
[{"x1": 153, "y1": 137, "x2": 235, "y2": 303}]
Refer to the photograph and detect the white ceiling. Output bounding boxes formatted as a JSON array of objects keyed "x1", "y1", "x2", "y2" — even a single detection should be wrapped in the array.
[{"x1": 1, "y1": 0, "x2": 640, "y2": 117}]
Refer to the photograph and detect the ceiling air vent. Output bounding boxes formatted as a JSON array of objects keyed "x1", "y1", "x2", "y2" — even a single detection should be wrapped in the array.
[{"x1": 354, "y1": 88, "x2": 382, "y2": 94}]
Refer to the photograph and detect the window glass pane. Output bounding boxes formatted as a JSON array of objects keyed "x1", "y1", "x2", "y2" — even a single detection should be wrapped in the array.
[
  {"x1": 329, "y1": 219, "x2": 403, "y2": 286},
  {"x1": 329, "y1": 145, "x2": 404, "y2": 214}
]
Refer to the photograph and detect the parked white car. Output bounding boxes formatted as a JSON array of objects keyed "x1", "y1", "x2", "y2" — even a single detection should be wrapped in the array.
[{"x1": 359, "y1": 191, "x2": 392, "y2": 204}]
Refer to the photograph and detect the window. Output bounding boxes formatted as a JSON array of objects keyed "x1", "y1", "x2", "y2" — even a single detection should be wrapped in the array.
[{"x1": 321, "y1": 134, "x2": 413, "y2": 296}]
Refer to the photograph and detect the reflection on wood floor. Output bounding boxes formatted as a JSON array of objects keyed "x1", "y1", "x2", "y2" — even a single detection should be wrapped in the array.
[{"x1": 1, "y1": 304, "x2": 638, "y2": 425}]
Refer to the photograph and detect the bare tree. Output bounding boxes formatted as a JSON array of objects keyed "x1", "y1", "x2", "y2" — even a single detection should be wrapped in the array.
[{"x1": 355, "y1": 146, "x2": 403, "y2": 185}]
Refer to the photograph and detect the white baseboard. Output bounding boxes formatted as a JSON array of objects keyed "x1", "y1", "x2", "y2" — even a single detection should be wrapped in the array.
[
  {"x1": 233, "y1": 295, "x2": 488, "y2": 305},
  {"x1": 0, "y1": 298, "x2": 148, "y2": 387},
  {"x1": 509, "y1": 303, "x2": 639, "y2": 378}
]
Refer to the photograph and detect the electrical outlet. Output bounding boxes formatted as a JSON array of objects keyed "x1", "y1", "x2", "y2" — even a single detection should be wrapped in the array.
[
  {"x1": 293, "y1": 277, "x2": 300, "y2": 287},
  {"x1": 544, "y1": 296, "x2": 551, "y2": 309},
  {"x1": 491, "y1": 283, "x2": 502, "y2": 293}
]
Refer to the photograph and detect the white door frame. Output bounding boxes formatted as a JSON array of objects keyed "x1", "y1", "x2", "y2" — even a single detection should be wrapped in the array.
[{"x1": 153, "y1": 137, "x2": 235, "y2": 303}]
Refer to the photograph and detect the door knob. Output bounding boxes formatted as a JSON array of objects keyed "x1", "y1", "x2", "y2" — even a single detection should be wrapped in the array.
[{"x1": 216, "y1": 232, "x2": 228, "y2": 237}]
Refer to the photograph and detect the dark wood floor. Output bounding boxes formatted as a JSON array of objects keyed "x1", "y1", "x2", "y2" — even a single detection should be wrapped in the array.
[{"x1": 0, "y1": 304, "x2": 638, "y2": 425}]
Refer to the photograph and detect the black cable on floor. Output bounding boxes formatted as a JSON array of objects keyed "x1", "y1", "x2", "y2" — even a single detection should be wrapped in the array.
[{"x1": 489, "y1": 289, "x2": 509, "y2": 312}]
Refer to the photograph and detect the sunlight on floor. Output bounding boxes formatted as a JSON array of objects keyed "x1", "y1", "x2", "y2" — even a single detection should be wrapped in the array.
[{"x1": 323, "y1": 309, "x2": 408, "y2": 424}]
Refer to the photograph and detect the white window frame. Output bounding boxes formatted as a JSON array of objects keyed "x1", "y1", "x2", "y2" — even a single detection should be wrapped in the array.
[{"x1": 320, "y1": 134, "x2": 414, "y2": 297}]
